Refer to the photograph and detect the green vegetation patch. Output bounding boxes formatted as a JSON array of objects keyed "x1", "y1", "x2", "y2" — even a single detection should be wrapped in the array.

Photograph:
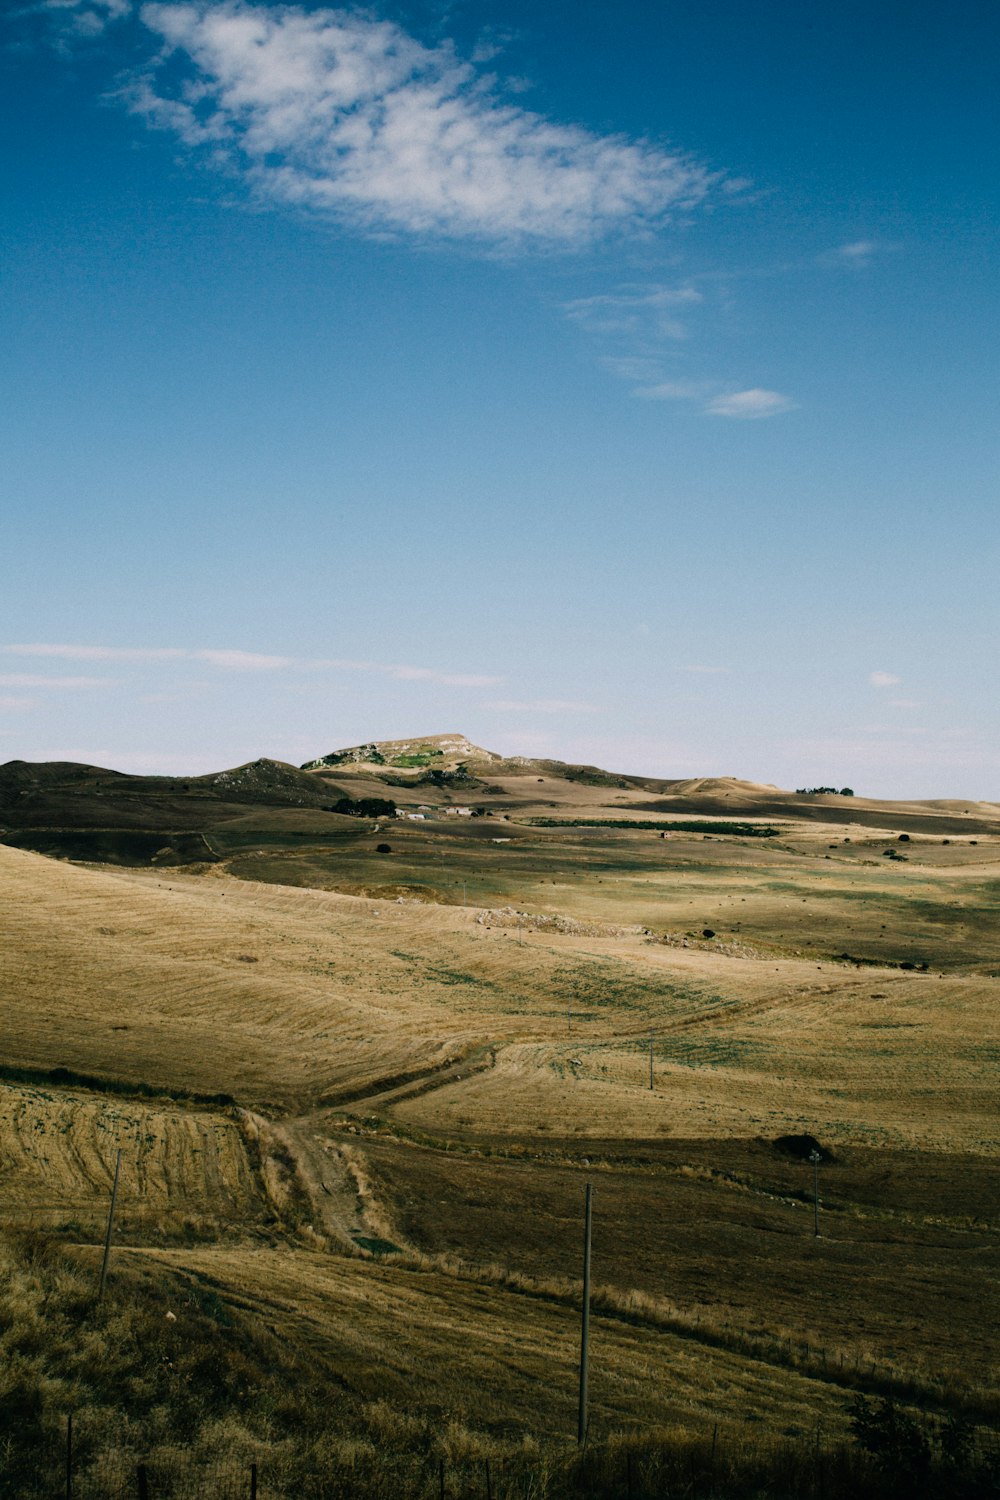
[{"x1": 390, "y1": 748, "x2": 445, "y2": 767}]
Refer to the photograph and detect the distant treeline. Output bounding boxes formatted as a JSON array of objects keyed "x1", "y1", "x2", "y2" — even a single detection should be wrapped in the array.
[
  {"x1": 796, "y1": 786, "x2": 855, "y2": 796},
  {"x1": 525, "y1": 818, "x2": 780, "y2": 837},
  {"x1": 328, "y1": 796, "x2": 398, "y2": 818}
]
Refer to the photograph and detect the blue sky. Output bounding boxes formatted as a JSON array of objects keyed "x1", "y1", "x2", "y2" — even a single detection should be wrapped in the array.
[{"x1": 2, "y1": 0, "x2": 997, "y2": 795}]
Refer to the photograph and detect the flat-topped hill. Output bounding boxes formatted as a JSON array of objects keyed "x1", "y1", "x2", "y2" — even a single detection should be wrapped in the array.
[{"x1": 302, "y1": 732, "x2": 501, "y2": 771}]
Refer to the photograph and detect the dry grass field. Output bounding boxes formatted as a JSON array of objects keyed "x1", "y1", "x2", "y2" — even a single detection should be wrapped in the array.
[{"x1": 1, "y1": 740, "x2": 998, "y2": 1493}]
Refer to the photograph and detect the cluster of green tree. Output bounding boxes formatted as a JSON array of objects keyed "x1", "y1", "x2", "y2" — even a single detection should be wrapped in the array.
[
  {"x1": 795, "y1": 786, "x2": 855, "y2": 796},
  {"x1": 328, "y1": 797, "x2": 398, "y2": 818}
]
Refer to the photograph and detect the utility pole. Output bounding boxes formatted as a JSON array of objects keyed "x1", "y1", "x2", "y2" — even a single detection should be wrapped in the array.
[
  {"x1": 97, "y1": 1149, "x2": 122, "y2": 1301},
  {"x1": 577, "y1": 1183, "x2": 593, "y2": 1447},
  {"x1": 809, "y1": 1149, "x2": 822, "y2": 1237}
]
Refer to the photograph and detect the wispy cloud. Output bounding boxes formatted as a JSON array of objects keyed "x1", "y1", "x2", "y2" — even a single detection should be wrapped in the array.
[
  {"x1": 4, "y1": 643, "x2": 292, "y2": 669},
  {"x1": 197, "y1": 649, "x2": 294, "y2": 670},
  {"x1": 19, "y1": 0, "x2": 130, "y2": 38},
  {"x1": 2, "y1": 643, "x2": 501, "y2": 687},
  {"x1": 0, "y1": 695, "x2": 36, "y2": 709},
  {"x1": 0, "y1": 673, "x2": 114, "y2": 688},
  {"x1": 636, "y1": 381, "x2": 796, "y2": 419},
  {"x1": 6, "y1": 644, "x2": 184, "y2": 662},
  {"x1": 564, "y1": 284, "x2": 702, "y2": 339},
  {"x1": 889, "y1": 698, "x2": 922, "y2": 710},
  {"x1": 870, "y1": 670, "x2": 902, "y2": 688},
  {"x1": 704, "y1": 388, "x2": 797, "y2": 419},
  {"x1": 821, "y1": 239, "x2": 880, "y2": 268},
  {"x1": 101, "y1": 0, "x2": 714, "y2": 243},
  {"x1": 485, "y1": 698, "x2": 600, "y2": 713}
]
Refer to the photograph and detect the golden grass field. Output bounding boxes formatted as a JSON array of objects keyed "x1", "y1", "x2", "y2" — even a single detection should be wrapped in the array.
[{"x1": 1, "y1": 743, "x2": 999, "y2": 1492}]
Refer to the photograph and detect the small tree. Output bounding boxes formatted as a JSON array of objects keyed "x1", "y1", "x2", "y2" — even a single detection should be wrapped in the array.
[{"x1": 848, "y1": 1396, "x2": 931, "y2": 1486}]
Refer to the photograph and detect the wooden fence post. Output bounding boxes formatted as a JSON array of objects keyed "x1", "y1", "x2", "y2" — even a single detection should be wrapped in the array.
[
  {"x1": 65, "y1": 1413, "x2": 73, "y2": 1500},
  {"x1": 577, "y1": 1183, "x2": 593, "y2": 1447},
  {"x1": 137, "y1": 1463, "x2": 149, "y2": 1500},
  {"x1": 97, "y1": 1149, "x2": 122, "y2": 1301}
]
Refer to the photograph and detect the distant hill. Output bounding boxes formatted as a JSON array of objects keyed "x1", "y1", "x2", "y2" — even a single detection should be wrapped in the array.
[
  {"x1": 0, "y1": 757, "x2": 354, "y2": 866},
  {"x1": 298, "y1": 736, "x2": 1000, "y2": 835},
  {"x1": 2, "y1": 733, "x2": 999, "y2": 870}
]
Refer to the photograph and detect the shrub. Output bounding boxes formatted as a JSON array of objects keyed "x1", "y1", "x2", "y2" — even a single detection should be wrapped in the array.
[{"x1": 848, "y1": 1396, "x2": 931, "y2": 1485}]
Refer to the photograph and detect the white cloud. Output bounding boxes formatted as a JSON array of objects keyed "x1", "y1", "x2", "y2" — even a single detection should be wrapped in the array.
[
  {"x1": 825, "y1": 239, "x2": 878, "y2": 267},
  {"x1": 0, "y1": 673, "x2": 113, "y2": 688},
  {"x1": 870, "y1": 670, "x2": 901, "y2": 688},
  {"x1": 4, "y1": 643, "x2": 291, "y2": 670},
  {"x1": 704, "y1": 388, "x2": 797, "y2": 419},
  {"x1": 6, "y1": 643, "x2": 186, "y2": 662},
  {"x1": 485, "y1": 699, "x2": 600, "y2": 713},
  {"x1": 634, "y1": 381, "x2": 796, "y2": 419},
  {"x1": 195, "y1": 648, "x2": 294, "y2": 670},
  {"x1": 22, "y1": 0, "x2": 130, "y2": 37},
  {"x1": 121, "y1": 0, "x2": 711, "y2": 243},
  {"x1": 0, "y1": 695, "x2": 35, "y2": 710}
]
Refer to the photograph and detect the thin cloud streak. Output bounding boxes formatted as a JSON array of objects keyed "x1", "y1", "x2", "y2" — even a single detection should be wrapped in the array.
[
  {"x1": 484, "y1": 698, "x2": 600, "y2": 713},
  {"x1": 3, "y1": 644, "x2": 502, "y2": 688},
  {"x1": 0, "y1": 673, "x2": 114, "y2": 688},
  {"x1": 820, "y1": 239, "x2": 882, "y2": 268},
  {"x1": 704, "y1": 388, "x2": 797, "y2": 419},
  {"x1": 635, "y1": 380, "x2": 796, "y2": 419}
]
